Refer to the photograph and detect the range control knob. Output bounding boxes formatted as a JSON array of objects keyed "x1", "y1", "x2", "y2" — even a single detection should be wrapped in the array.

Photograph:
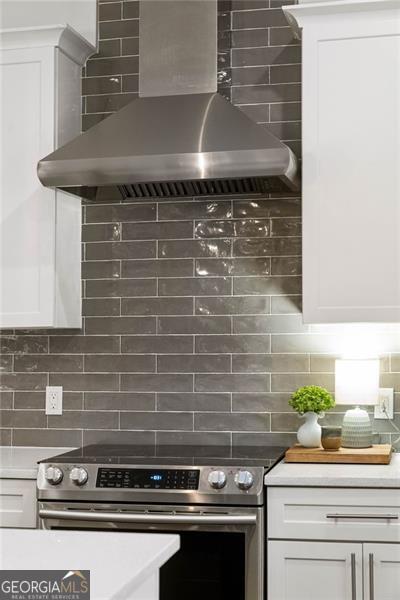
[
  {"x1": 45, "y1": 466, "x2": 63, "y2": 485},
  {"x1": 69, "y1": 467, "x2": 88, "y2": 486},
  {"x1": 208, "y1": 470, "x2": 227, "y2": 490},
  {"x1": 235, "y1": 470, "x2": 254, "y2": 491}
]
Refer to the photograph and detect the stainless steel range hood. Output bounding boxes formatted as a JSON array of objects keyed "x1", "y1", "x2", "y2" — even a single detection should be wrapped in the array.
[{"x1": 38, "y1": 0, "x2": 299, "y2": 199}]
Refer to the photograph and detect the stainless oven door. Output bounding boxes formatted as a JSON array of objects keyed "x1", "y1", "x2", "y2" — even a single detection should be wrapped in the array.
[{"x1": 39, "y1": 501, "x2": 264, "y2": 600}]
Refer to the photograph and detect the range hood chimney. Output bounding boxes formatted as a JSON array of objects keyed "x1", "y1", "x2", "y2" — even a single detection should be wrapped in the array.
[{"x1": 38, "y1": 0, "x2": 300, "y2": 200}]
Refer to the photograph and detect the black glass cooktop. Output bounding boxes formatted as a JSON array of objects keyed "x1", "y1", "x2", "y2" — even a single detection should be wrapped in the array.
[{"x1": 39, "y1": 444, "x2": 286, "y2": 469}]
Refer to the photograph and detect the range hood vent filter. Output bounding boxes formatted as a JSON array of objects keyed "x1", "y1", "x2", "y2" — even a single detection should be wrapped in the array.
[{"x1": 119, "y1": 176, "x2": 283, "y2": 199}]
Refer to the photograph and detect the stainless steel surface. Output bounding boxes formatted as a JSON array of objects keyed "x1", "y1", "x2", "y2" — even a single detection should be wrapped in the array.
[
  {"x1": 37, "y1": 1, "x2": 299, "y2": 197},
  {"x1": 326, "y1": 513, "x2": 399, "y2": 520},
  {"x1": 351, "y1": 553, "x2": 356, "y2": 600},
  {"x1": 369, "y1": 553, "x2": 375, "y2": 600},
  {"x1": 39, "y1": 508, "x2": 257, "y2": 525},
  {"x1": 208, "y1": 469, "x2": 227, "y2": 489},
  {"x1": 39, "y1": 501, "x2": 264, "y2": 600},
  {"x1": 139, "y1": 0, "x2": 217, "y2": 97},
  {"x1": 235, "y1": 470, "x2": 254, "y2": 490},
  {"x1": 37, "y1": 460, "x2": 265, "y2": 506}
]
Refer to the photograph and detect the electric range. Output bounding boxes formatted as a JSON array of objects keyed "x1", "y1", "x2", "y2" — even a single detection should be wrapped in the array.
[{"x1": 37, "y1": 443, "x2": 286, "y2": 600}]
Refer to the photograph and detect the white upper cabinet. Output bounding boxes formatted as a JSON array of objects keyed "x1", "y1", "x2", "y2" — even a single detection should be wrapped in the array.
[
  {"x1": 284, "y1": 0, "x2": 400, "y2": 323},
  {"x1": 0, "y1": 0, "x2": 97, "y2": 48},
  {"x1": 0, "y1": 26, "x2": 94, "y2": 328}
]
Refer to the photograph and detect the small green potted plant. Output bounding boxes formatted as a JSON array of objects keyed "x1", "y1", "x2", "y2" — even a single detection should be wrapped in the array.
[{"x1": 289, "y1": 385, "x2": 335, "y2": 447}]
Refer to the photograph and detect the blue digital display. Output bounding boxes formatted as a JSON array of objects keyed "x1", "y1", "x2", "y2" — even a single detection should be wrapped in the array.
[{"x1": 97, "y1": 468, "x2": 199, "y2": 489}]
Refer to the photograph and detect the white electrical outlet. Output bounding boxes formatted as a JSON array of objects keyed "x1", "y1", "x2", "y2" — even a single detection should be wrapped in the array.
[
  {"x1": 374, "y1": 388, "x2": 394, "y2": 420},
  {"x1": 46, "y1": 386, "x2": 63, "y2": 415}
]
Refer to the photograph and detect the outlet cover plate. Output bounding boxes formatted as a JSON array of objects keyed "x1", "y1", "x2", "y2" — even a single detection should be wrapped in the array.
[
  {"x1": 374, "y1": 388, "x2": 394, "y2": 420},
  {"x1": 46, "y1": 386, "x2": 63, "y2": 415}
]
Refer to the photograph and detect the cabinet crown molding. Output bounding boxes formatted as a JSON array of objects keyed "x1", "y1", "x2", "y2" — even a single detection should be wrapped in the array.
[
  {"x1": 0, "y1": 24, "x2": 95, "y2": 65},
  {"x1": 283, "y1": 0, "x2": 400, "y2": 37}
]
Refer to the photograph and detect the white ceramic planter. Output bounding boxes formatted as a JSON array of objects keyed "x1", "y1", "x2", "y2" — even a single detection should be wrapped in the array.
[{"x1": 297, "y1": 412, "x2": 322, "y2": 448}]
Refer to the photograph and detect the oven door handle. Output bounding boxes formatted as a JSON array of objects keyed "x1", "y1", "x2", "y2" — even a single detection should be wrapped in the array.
[{"x1": 38, "y1": 509, "x2": 257, "y2": 526}]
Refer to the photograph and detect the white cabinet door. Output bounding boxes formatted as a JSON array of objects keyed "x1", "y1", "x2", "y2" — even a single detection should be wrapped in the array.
[
  {"x1": 0, "y1": 46, "x2": 56, "y2": 327},
  {"x1": 284, "y1": 2, "x2": 400, "y2": 323},
  {"x1": 0, "y1": 479, "x2": 37, "y2": 528},
  {"x1": 364, "y1": 544, "x2": 400, "y2": 600},
  {"x1": 0, "y1": 28, "x2": 91, "y2": 329},
  {"x1": 268, "y1": 541, "x2": 363, "y2": 600}
]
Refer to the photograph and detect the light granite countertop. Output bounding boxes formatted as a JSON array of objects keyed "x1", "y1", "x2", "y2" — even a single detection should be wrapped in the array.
[
  {"x1": 265, "y1": 453, "x2": 400, "y2": 488},
  {"x1": 0, "y1": 446, "x2": 73, "y2": 479},
  {"x1": 0, "y1": 530, "x2": 180, "y2": 600}
]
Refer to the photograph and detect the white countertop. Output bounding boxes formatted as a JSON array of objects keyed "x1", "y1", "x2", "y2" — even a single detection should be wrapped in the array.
[
  {"x1": 0, "y1": 446, "x2": 73, "y2": 479},
  {"x1": 0, "y1": 530, "x2": 179, "y2": 599},
  {"x1": 265, "y1": 453, "x2": 400, "y2": 488}
]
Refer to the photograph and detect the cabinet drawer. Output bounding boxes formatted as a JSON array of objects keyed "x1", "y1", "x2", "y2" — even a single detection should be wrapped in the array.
[
  {"x1": 268, "y1": 487, "x2": 400, "y2": 542},
  {"x1": 0, "y1": 479, "x2": 37, "y2": 528}
]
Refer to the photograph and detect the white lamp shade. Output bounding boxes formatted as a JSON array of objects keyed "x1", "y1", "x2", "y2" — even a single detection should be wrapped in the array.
[{"x1": 335, "y1": 359, "x2": 380, "y2": 406}]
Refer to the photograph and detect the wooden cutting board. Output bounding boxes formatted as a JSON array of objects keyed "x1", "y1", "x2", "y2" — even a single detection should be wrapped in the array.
[{"x1": 285, "y1": 444, "x2": 392, "y2": 464}]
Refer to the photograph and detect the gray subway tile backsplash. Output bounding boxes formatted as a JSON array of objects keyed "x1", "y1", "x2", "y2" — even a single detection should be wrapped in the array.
[
  {"x1": 86, "y1": 202, "x2": 155, "y2": 224},
  {"x1": 157, "y1": 316, "x2": 231, "y2": 335},
  {"x1": 121, "y1": 335, "x2": 193, "y2": 354},
  {"x1": 84, "y1": 392, "x2": 155, "y2": 411},
  {"x1": 85, "y1": 278, "x2": 157, "y2": 298},
  {"x1": 195, "y1": 373, "x2": 270, "y2": 393},
  {"x1": 86, "y1": 240, "x2": 156, "y2": 260},
  {"x1": 159, "y1": 277, "x2": 232, "y2": 297},
  {"x1": 159, "y1": 239, "x2": 232, "y2": 259},
  {"x1": 157, "y1": 393, "x2": 231, "y2": 412},
  {"x1": 157, "y1": 354, "x2": 231, "y2": 374},
  {"x1": 4, "y1": 1, "x2": 397, "y2": 448},
  {"x1": 121, "y1": 374, "x2": 193, "y2": 393},
  {"x1": 14, "y1": 355, "x2": 84, "y2": 373},
  {"x1": 121, "y1": 259, "x2": 193, "y2": 279},
  {"x1": 196, "y1": 334, "x2": 271, "y2": 354},
  {"x1": 1, "y1": 335, "x2": 48, "y2": 354},
  {"x1": 195, "y1": 296, "x2": 271, "y2": 315},
  {"x1": 232, "y1": 7, "x2": 288, "y2": 29},
  {"x1": 0, "y1": 392, "x2": 13, "y2": 410},
  {"x1": 122, "y1": 297, "x2": 193, "y2": 316},
  {"x1": 50, "y1": 336, "x2": 120, "y2": 354},
  {"x1": 83, "y1": 298, "x2": 121, "y2": 317},
  {"x1": 99, "y1": 19, "x2": 139, "y2": 40},
  {"x1": 158, "y1": 201, "x2": 232, "y2": 221},
  {"x1": 123, "y1": 2, "x2": 139, "y2": 19},
  {"x1": 122, "y1": 221, "x2": 193, "y2": 241},
  {"x1": 0, "y1": 373, "x2": 47, "y2": 391},
  {"x1": 86, "y1": 55, "x2": 139, "y2": 77},
  {"x1": 12, "y1": 429, "x2": 83, "y2": 447},
  {"x1": 84, "y1": 354, "x2": 156, "y2": 373},
  {"x1": 85, "y1": 316, "x2": 155, "y2": 335}
]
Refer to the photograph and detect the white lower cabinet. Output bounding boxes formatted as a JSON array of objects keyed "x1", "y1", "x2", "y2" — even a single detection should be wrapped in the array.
[
  {"x1": 267, "y1": 487, "x2": 400, "y2": 600},
  {"x1": 268, "y1": 540, "x2": 362, "y2": 600},
  {"x1": 364, "y1": 544, "x2": 400, "y2": 600},
  {"x1": 269, "y1": 541, "x2": 400, "y2": 600},
  {"x1": 0, "y1": 479, "x2": 36, "y2": 528}
]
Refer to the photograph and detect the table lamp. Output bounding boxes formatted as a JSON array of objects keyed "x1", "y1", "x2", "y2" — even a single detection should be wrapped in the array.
[{"x1": 335, "y1": 359, "x2": 379, "y2": 448}]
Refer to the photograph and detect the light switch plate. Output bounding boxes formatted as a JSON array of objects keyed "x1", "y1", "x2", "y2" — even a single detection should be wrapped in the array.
[
  {"x1": 374, "y1": 388, "x2": 394, "y2": 420},
  {"x1": 46, "y1": 386, "x2": 63, "y2": 415}
]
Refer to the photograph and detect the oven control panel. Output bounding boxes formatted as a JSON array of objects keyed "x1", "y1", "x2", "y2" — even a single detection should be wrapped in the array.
[{"x1": 96, "y1": 468, "x2": 200, "y2": 490}]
